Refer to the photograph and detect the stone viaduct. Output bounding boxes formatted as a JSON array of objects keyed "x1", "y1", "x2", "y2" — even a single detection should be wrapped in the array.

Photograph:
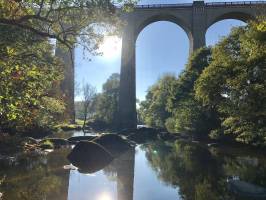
[{"x1": 56, "y1": 1, "x2": 266, "y2": 127}]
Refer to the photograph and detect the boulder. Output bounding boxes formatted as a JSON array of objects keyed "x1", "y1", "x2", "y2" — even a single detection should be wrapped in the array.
[
  {"x1": 67, "y1": 141, "x2": 113, "y2": 173},
  {"x1": 67, "y1": 136, "x2": 97, "y2": 144},
  {"x1": 228, "y1": 179, "x2": 266, "y2": 200},
  {"x1": 92, "y1": 134, "x2": 132, "y2": 157}
]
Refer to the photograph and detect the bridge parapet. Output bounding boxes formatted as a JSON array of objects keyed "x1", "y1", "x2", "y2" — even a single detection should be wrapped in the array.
[
  {"x1": 122, "y1": 1, "x2": 266, "y2": 9},
  {"x1": 205, "y1": 1, "x2": 266, "y2": 7}
]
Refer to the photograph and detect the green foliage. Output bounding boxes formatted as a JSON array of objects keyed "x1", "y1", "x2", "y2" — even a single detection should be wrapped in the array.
[
  {"x1": 166, "y1": 47, "x2": 219, "y2": 136},
  {"x1": 139, "y1": 48, "x2": 219, "y2": 137},
  {"x1": 90, "y1": 73, "x2": 120, "y2": 129},
  {"x1": 0, "y1": 24, "x2": 65, "y2": 133},
  {"x1": 0, "y1": 0, "x2": 134, "y2": 50},
  {"x1": 195, "y1": 20, "x2": 266, "y2": 146},
  {"x1": 195, "y1": 180, "x2": 219, "y2": 200},
  {"x1": 0, "y1": 0, "x2": 135, "y2": 134},
  {"x1": 139, "y1": 74, "x2": 176, "y2": 128},
  {"x1": 40, "y1": 140, "x2": 54, "y2": 149}
]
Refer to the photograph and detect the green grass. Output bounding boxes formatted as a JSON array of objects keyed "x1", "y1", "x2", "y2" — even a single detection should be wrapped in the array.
[
  {"x1": 75, "y1": 119, "x2": 84, "y2": 126},
  {"x1": 54, "y1": 123, "x2": 82, "y2": 131}
]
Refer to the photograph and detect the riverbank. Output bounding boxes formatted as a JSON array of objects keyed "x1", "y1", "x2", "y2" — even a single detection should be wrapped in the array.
[{"x1": 1, "y1": 125, "x2": 265, "y2": 159}]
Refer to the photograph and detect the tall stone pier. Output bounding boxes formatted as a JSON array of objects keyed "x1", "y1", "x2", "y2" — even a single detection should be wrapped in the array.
[
  {"x1": 118, "y1": 0, "x2": 265, "y2": 129},
  {"x1": 55, "y1": 46, "x2": 75, "y2": 123}
]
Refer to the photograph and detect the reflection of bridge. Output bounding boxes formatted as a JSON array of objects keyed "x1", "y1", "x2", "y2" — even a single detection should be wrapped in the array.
[
  {"x1": 116, "y1": 148, "x2": 135, "y2": 200},
  {"x1": 55, "y1": 1, "x2": 266, "y2": 125}
]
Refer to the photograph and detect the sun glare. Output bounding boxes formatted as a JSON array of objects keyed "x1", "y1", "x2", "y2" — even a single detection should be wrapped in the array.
[
  {"x1": 99, "y1": 36, "x2": 122, "y2": 59},
  {"x1": 97, "y1": 192, "x2": 112, "y2": 200}
]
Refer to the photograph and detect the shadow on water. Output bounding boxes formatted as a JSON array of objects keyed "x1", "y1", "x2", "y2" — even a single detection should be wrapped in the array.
[{"x1": 0, "y1": 133, "x2": 266, "y2": 200}]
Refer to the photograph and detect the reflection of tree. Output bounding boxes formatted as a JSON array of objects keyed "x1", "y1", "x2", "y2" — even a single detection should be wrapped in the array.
[
  {"x1": 143, "y1": 141, "x2": 231, "y2": 200},
  {"x1": 0, "y1": 148, "x2": 71, "y2": 200},
  {"x1": 223, "y1": 155, "x2": 266, "y2": 187},
  {"x1": 195, "y1": 180, "x2": 219, "y2": 200}
]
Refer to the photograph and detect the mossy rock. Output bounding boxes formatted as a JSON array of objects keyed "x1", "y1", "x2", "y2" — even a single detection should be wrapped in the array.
[
  {"x1": 40, "y1": 138, "x2": 69, "y2": 148},
  {"x1": 39, "y1": 140, "x2": 54, "y2": 149},
  {"x1": 57, "y1": 124, "x2": 82, "y2": 131}
]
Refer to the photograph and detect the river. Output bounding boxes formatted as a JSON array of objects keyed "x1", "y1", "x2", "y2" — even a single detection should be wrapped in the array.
[{"x1": 0, "y1": 130, "x2": 266, "y2": 200}]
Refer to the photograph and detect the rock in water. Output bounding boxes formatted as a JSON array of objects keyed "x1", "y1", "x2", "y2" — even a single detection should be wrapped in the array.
[
  {"x1": 67, "y1": 141, "x2": 113, "y2": 173},
  {"x1": 92, "y1": 134, "x2": 132, "y2": 157},
  {"x1": 228, "y1": 179, "x2": 266, "y2": 200}
]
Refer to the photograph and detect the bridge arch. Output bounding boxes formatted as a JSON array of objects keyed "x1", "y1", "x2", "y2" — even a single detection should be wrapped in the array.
[
  {"x1": 134, "y1": 14, "x2": 192, "y2": 44},
  {"x1": 207, "y1": 11, "x2": 255, "y2": 30},
  {"x1": 135, "y1": 21, "x2": 189, "y2": 104}
]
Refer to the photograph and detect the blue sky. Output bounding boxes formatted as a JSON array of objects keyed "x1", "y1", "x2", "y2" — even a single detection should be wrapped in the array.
[{"x1": 75, "y1": 0, "x2": 247, "y2": 101}]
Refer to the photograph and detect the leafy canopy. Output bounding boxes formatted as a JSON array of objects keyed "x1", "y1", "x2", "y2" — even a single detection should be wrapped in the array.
[{"x1": 195, "y1": 20, "x2": 266, "y2": 145}]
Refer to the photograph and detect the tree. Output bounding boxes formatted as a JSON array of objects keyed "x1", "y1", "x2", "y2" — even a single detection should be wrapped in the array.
[
  {"x1": 138, "y1": 74, "x2": 176, "y2": 128},
  {"x1": 0, "y1": 25, "x2": 65, "y2": 133},
  {"x1": 138, "y1": 48, "x2": 219, "y2": 137},
  {"x1": 166, "y1": 47, "x2": 220, "y2": 137},
  {"x1": 0, "y1": 0, "x2": 135, "y2": 134},
  {"x1": 195, "y1": 20, "x2": 266, "y2": 145},
  {"x1": 92, "y1": 73, "x2": 120, "y2": 129},
  {"x1": 81, "y1": 83, "x2": 96, "y2": 129},
  {"x1": 0, "y1": 0, "x2": 136, "y2": 52}
]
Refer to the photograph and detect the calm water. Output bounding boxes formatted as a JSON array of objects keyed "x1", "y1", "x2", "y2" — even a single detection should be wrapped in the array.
[{"x1": 0, "y1": 131, "x2": 266, "y2": 200}]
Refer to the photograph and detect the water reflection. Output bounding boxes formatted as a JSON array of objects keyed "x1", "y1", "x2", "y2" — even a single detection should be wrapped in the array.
[
  {"x1": 1, "y1": 138, "x2": 266, "y2": 200},
  {"x1": 0, "y1": 148, "x2": 71, "y2": 200},
  {"x1": 143, "y1": 141, "x2": 266, "y2": 200},
  {"x1": 116, "y1": 148, "x2": 135, "y2": 200}
]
